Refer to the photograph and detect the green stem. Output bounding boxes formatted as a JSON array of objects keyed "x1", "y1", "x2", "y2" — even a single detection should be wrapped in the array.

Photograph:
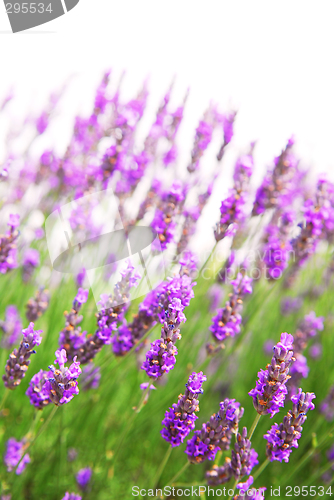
[
  {"x1": 152, "y1": 446, "x2": 172, "y2": 490},
  {"x1": 199, "y1": 242, "x2": 218, "y2": 275},
  {"x1": 248, "y1": 413, "x2": 261, "y2": 440},
  {"x1": 0, "y1": 388, "x2": 10, "y2": 414},
  {"x1": 252, "y1": 457, "x2": 269, "y2": 482},
  {"x1": 228, "y1": 478, "x2": 239, "y2": 500}
]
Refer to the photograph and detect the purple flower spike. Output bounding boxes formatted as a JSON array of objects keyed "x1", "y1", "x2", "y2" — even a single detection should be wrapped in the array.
[
  {"x1": 161, "y1": 372, "x2": 206, "y2": 447},
  {"x1": 4, "y1": 438, "x2": 30, "y2": 474},
  {"x1": 26, "y1": 369, "x2": 52, "y2": 409},
  {"x1": 81, "y1": 362, "x2": 101, "y2": 391},
  {"x1": 0, "y1": 305, "x2": 22, "y2": 349},
  {"x1": 26, "y1": 288, "x2": 50, "y2": 323},
  {"x1": 185, "y1": 399, "x2": 244, "y2": 464},
  {"x1": 73, "y1": 288, "x2": 89, "y2": 310},
  {"x1": 76, "y1": 467, "x2": 92, "y2": 490},
  {"x1": 264, "y1": 390, "x2": 315, "y2": 462},
  {"x1": 45, "y1": 349, "x2": 81, "y2": 406},
  {"x1": 0, "y1": 214, "x2": 20, "y2": 275},
  {"x1": 208, "y1": 273, "x2": 252, "y2": 353},
  {"x1": 249, "y1": 332, "x2": 295, "y2": 417},
  {"x1": 3, "y1": 323, "x2": 43, "y2": 390},
  {"x1": 231, "y1": 427, "x2": 258, "y2": 478},
  {"x1": 22, "y1": 248, "x2": 40, "y2": 282}
]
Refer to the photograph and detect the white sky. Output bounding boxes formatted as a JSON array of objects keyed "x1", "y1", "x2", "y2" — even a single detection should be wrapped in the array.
[{"x1": 1, "y1": 1, "x2": 334, "y2": 253}]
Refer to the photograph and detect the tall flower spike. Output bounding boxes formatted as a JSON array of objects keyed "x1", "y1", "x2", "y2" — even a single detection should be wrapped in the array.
[
  {"x1": 264, "y1": 389, "x2": 315, "y2": 462},
  {"x1": 249, "y1": 332, "x2": 295, "y2": 417},
  {"x1": 187, "y1": 108, "x2": 216, "y2": 173},
  {"x1": 0, "y1": 214, "x2": 20, "y2": 275},
  {"x1": 22, "y1": 248, "x2": 40, "y2": 282},
  {"x1": 45, "y1": 349, "x2": 81, "y2": 406},
  {"x1": 0, "y1": 305, "x2": 22, "y2": 349},
  {"x1": 25, "y1": 288, "x2": 50, "y2": 323},
  {"x1": 59, "y1": 288, "x2": 89, "y2": 361},
  {"x1": 4, "y1": 438, "x2": 30, "y2": 475},
  {"x1": 185, "y1": 399, "x2": 244, "y2": 463},
  {"x1": 214, "y1": 152, "x2": 253, "y2": 242},
  {"x1": 161, "y1": 372, "x2": 207, "y2": 447},
  {"x1": 230, "y1": 427, "x2": 258, "y2": 479},
  {"x1": 207, "y1": 273, "x2": 252, "y2": 353},
  {"x1": 3, "y1": 323, "x2": 42, "y2": 389}
]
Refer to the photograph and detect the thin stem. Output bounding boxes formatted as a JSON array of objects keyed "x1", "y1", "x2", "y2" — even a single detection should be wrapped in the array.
[
  {"x1": 152, "y1": 445, "x2": 172, "y2": 490},
  {"x1": 199, "y1": 242, "x2": 218, "y2": 275},
  {"x1": 248, "y1": 413, "x2": 261, "y2": 440},
  {"x1": 165, "y1": 460, "x2": 190, "y2": 487},
  {"x1": 0, "y1": 388, "x2": 10, "y2": 414},
  {"x1": 252, "y1": 457, "x2": 269, "y2": 482},
  {"x1": 228, "y1": 478, "x2": 239, "y2": 500}
]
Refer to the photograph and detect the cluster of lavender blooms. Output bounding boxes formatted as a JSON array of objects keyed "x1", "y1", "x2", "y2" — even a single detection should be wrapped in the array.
[
  {"x1": 25, "y1": 288, "x2": 50, "y2": 322},
  {"x1": 264, "y1": 389, "x2": 315, "y2": 462},
  {"x1": 4, "y1": 438, "x2": 30, "y2": 475},
  {"x1": 284, "y1": 177, "x2": 334, "y2": 287},
  {"x1": 58, "y1": 288, "x2": 89, "y2": 361},
  {"x1": 161, "y1": 371, "x2": 206, "y2": 447},
  {"x1": 208, "y1": 273, "x2": 252, "y2": 353},
  {"x1": 151, "y1": 180, "x2": 187, "y2": 252},
  {"x1": 234, "y1": 477, "x2": 266, "y2": 500},
  {"x1": 206, "y1": 427, "x2": 258, "y2": 486},
  {"x1": 187, "y1": 108, "x2": 216, "y2": 173},
  {"x1": 261, "y1": 210, "x2": 295, "y2": 280},
  {"x1": 22, "y1": 248, "x2": 40, "y2": 282},
  {"x1": 252, "y1": 137, "x2": 298, "y2": 215},
  {"x1": 185, "y1": 398, "x2": 244, "y2": 463},
  {"x1": 249, "y1": 332, "x2": 295, "y2": 417},
  {"x1": 3, "y1": 323, "x2": 42, "y2": 389},
  {"x1": 0, "y1": 214, "x2": 19, "y2": 274},
  {"x1": 214, "y1": 151, "x2": 254, "y2": 241},
  {"x1": 288, "y1": 312, "x2": 324, "y2": 396},
  {"x1": 0, "y1": 305, "x2": 22, "y2": 349},
  {"x1": 140, "y1": 253, "x2": 197, "y2": 379}
]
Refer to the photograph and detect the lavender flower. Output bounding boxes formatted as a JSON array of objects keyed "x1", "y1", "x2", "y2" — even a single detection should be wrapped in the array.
[
  {"x1": 205, "y1": 460, "x2": 233, "y2": 486},
  {"x1": 161, "y1": 372, "x2": 206, "y2": 447},
  {"x1": 249, "y1": 332, "x2": 295, "y2": 417},
  {"x1": 0, "y1": 305, "x2": 22, "y2": 349},
  {"x1": 230, "y1": 427, "x2": 258, "y2": 478},
  {"x1": 0, "y1": 214, "x2": 20, "y2": 274},
  {"x1": 214, "y1": 153, "x2": 253, "y2": 242},
  {"x1": 4, "y1": 438, "x2": 30, "y2": 474},
  {"x1": 207, "y1": 284, "x2": 224, "y2": 312},
  {"x1": 264, "y1": 389, "x2": 316, "y2": 462},
  {"x1": 59, "y1": 289, "x2": 89, "y2": 362},
  {"x1": 81, "y1": 362, "x2": 101, "y2": 391},
  {"x1": 26, "y1": 369, "x2": 52, "y2": 409},
  {"x1": 25, "y1": 288, "x2": 50, "y2": 323},
  {"x1": 208, "y1": 273, "x2": 252, "y2": 353},
  {"x1": 61, "y1": 494, "x2": 82, "y2": 500},
  {"x1": 22, "y1": 248, "x2": 40, "y2": 282},
  {"x1": 3, "y1": 323, "x2": 42, "y2": 389},
  {"x1": 235, "y1": 477, "x2": 266, "y2": 500},
  {"x1": 280, "y1": 297, "x2": 303, "y2": 316},
  {"x1": 187, "y1": 110, "x2": 216, "y2": 173},
  {"x1": 185, "y1": 399, "x2": 244, "y2": 463},
  {"x1": 320, "y1": 386, "x2": 334, "y2": 421},
  {"x1": 45, "y1": 349, "x2": 81, "y2": 406},
  {"x1": 252, "y1": 137, "x2": 298, "y2": 215},
  {"x1": 76, "y1": 467, "x2": 92, "y2": 490}
]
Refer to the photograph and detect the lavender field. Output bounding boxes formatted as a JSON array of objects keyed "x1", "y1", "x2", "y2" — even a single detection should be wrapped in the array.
[{"x1": 1, "y1": 73, "x2": 334, "y2": 500}]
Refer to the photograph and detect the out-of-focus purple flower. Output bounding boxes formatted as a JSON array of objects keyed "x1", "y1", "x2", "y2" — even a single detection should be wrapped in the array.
[
  {"x1": 26, "y1": 369, "x2": 51, "y2": 409},
  {"x1": 22, "y1": 248, "x2": 40, "y2": 282},
  {"x1": 185, "y1": 399, "x2": 244, "y2": 463},
  {"x1": 35, "y1": 228, "x2": 44, "y2": 240},
  {"x1": 3, "y1": 323, "x2": 42, "y2": 389},
  {"x1": 217, "y1": 251, "x2": 236, "y2": 284},
  {"x1": 4, "y1": 438, "x2": 30, "y2": 474},
  {"x1": 309, "y1": 343, "x2": 322, "y2": 359},
  {"x1": 249, "y1": 332, "x2": 294, "y2": 417},
  {"x1": 44, "y1": 349, "x2": 81, "y2": 406},
  {"x1": 215, "y1": 153, "x2": 253, "y2": 242},
  {"x1": 320, "y1": 386, "x2": 334, "y2": 421},
  {"x1": 263, "y1": 339, "x2": 275, "y2": 356},
  {"x1": 161, "y1": 372, "x2": 206, "y2": 447},
  {"x1": 73, "y1": 288, "x2": 89, "y2": 310},
  {"x1": 61, "y1": 493, "x2": 82, "y2": 500},
  {"x1": 67, "y1": 448, "x2": 78, "y2": 462},
  {"x1": 208, "y1": 273, "x2": 252, "y2": 352},
  {"x1": 280, "y1": 297, "x2": 303, "y2": 316},
  {"x1": 252, "y1": 137, "x2": 298, "y2": 215},
  {"x1": 0, "y1": 214, "x2": 20, "y2": 274},
  {"x1": 216, "y1": 111, "x2": 237, "y2": 161},
  {"x1": 76, "y1": 268, "x2": 86, "y2": 288},
  {"x1": 264, "y1": 390, "x2": 315, "y2": 462},
  {"x1": 76, "y1": 468, "x2": 92, "y2": 490},
  {"x1": 327, "y1": 445, "x2": 334, "y2": 462},
  {"x1": 0, "y1": 305, "x2": 22, "y2": 349},
  {"x1": 26, "y1": 288, "x2": 50, "y2": 323},
  {"x1": 81, "y1": 362, "x2": 101, "y2": 391},
  {"x1": 207, "y1": 284, "x2": 224, "y2": 312},
  {"x1": 187, "y1": 110, "x2": 216, "y2": 173},
  {"x1": 36, "y1": 112, "x2": 49, "y2": 134}
]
